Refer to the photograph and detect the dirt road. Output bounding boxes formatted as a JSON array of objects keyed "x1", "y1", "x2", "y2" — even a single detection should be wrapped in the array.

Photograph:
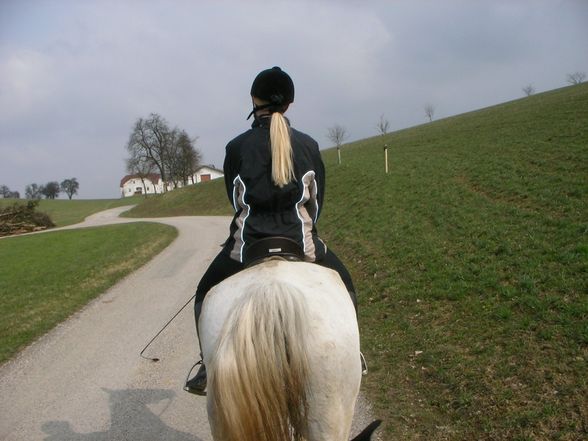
[{"x1": 0, "y1": 207, "x2": 379, "y2": 440}]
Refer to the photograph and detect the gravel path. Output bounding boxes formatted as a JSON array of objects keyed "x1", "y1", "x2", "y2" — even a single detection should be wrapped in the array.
[{"x1": 0, "y1": 207, "x2": 380, "y2": 440}]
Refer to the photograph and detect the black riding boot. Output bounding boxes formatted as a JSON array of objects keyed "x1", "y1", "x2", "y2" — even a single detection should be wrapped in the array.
[
  {"x1": 184, "y1": 300, "x2": 207, "y2": 395},
  {"x1": 348, "y1": 290, "x2": 368, "y2": 376},
  {"x1": 185, "y1": 361, "x2": 207, "y2": 395}
]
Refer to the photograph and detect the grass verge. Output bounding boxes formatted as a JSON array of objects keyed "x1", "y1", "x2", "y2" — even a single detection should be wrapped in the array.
[
  {"x1": 0, "y1": 196, "x2": 143, "y2": 227},
  {"x1": 0, "y1": 222, "x2": 177, "y2": 363},
  {"x1": 34, "y1": 197, "x2": 143, "y2": 226},
  {"x1": 0, "y1": 196, "x2": 145, "y2": 227}
]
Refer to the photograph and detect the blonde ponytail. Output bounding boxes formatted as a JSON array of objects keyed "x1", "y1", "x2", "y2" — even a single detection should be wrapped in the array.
[{"x1": 270, "y1": 112, "x2": 294, "y2": 188}]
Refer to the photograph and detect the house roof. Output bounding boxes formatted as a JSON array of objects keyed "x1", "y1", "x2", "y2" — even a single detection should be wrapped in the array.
[
  {"x1": 119, "y1": 174, "x2": 161, "y2": 187},
  {"x1": 194, "y1": 165, "x2": 223, "y2": 174}
]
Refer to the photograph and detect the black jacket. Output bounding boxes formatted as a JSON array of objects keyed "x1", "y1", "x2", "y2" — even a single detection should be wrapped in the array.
[{"x1": 222, "y1": 116, "x2": 327, "y2": 263}]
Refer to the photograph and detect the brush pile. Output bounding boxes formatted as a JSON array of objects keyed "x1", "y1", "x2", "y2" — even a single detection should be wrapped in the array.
[{"x1": 0, "y1": 201, "x2": 55, "y2": 237}]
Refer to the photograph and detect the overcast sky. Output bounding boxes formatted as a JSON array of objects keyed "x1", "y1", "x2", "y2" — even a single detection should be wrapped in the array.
[{"x1": 1, "y1": 0, "x2": 587, "y2": 199}]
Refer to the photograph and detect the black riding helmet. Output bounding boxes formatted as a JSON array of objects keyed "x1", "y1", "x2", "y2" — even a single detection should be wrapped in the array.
[{"x1": 247, "y1": 66, "x2": 294, "y2": 119}]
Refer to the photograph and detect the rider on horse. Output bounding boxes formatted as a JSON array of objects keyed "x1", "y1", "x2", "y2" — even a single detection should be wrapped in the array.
[{"x1": 185, "y1": 66, "x2": 358, "y2": 395}]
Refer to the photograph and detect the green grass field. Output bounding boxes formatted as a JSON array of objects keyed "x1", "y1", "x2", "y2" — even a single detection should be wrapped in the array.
[
  {"x1": 122, "y1": 84, "x2": 587, "y2": 440},
  {"x1": 0, "y1": 223, "x2": 177, "y2": 363},
  {"x1": 0, "y1": 196, "x2": 143, "y2": 227}
]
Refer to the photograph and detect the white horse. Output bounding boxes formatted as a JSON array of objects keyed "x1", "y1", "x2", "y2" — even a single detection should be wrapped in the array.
[{"x1": 199, "y1": 258, "x2": 380, "y2": 441}]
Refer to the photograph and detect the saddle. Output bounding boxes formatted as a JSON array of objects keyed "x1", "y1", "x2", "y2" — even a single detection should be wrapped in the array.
[{"x1": 243, "y1": 236, "x2": 305, "y2": 268}]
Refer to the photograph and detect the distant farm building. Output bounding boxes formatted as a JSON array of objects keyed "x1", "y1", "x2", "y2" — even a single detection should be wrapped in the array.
[
  {"x1": 192, "y1": 165, "x2": 224, "y2": 184},
  {"x1": 120, "y1": 165, "x2": 223, "y2": 197},
  {"x1": 120, "y1": 174, "x2": 163, "y2": 197}
]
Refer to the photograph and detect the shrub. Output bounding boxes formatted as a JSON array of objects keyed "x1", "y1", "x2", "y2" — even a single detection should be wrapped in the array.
[{"x1": 0, "y1": 201, "x2": 55, "y2": 237}]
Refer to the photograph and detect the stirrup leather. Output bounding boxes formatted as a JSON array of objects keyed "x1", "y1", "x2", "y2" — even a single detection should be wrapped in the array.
[{"x1": 360, "y1": 352, "x2": 368, "y2": 376}]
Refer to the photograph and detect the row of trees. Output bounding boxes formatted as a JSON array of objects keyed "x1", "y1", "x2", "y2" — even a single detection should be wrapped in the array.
[
  {"x1": 1, "y1": 179, "x2": 80, "y2": 200},
  {"x1": 327, "y1": 114, "x2": 393, "y2": 165},
  {"x1": 327, "y1": 114, "x2": 392, "y2": 165},
  {"x1": 126, "y1": 113, "x2": 202, "y2": 192},
  {"x1": 523, "y1": 71, "x2": 586, "y2": 97},
  {"x1": 0, "y1": 185, "x2": 20, "y2": 199},
  {"x1": 329, "y1": 71, "x2": 587, "y2": 164},
  {"x1": 24, "y1": 178, "x2": 79, "y2": 200}
]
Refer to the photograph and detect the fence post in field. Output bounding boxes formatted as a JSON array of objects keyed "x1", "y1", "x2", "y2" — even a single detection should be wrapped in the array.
[{"x1": 384, "y1": 144, "x2": 389, "y2": 174}]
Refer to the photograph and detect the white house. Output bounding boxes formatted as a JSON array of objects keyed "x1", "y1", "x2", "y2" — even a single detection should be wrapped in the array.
[
  {"x1": 120, "y1": 166, "x2": 224, "y2": 198},
  {"x1": 191, "y1": 165, "x2": 224, "y2": 184},
  {"x1": 120, "y1": 174, "x2": 164, "y2": 197}
]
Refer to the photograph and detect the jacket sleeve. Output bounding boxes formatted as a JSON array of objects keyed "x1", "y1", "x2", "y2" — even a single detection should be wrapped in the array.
[
  {"x1": 223, "y1": 142, "x2": 239, "y2": 208},
  {"x1": 315, "y1": 149, "x2": 326, "y2": 219}
]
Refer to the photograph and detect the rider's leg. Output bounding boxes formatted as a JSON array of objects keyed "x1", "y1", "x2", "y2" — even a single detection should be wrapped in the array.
[
  {"x1": 316, "y1": 248, "x2": 357, "y2": 312},
  {"x1": 315, "y1": 249, "x2": 368, "y2": 374},
  {"x1": 185, "y1": 250, "x2": 244, "y2": 395}
]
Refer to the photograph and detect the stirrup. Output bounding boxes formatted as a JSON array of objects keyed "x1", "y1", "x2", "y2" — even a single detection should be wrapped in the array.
[
  {"x1": 184, "y1": 360, "x2": 207, "y2": 396},
  {"x1": 360, "y1": 352, "x2": 368, "y2": 376}
]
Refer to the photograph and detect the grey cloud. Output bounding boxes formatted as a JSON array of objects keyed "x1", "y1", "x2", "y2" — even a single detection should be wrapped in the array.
[{"x1": 1, "y1": 0, "x2": 586, "y2": 198}]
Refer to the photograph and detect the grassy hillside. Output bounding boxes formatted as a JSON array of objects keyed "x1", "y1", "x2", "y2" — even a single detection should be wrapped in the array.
[
  {"x1": 318, "y1": 84, "x2": 587, "y2": 440},
  {"x1": 122, "y1": 178, "x2": 233, "y2": 218},
  {"x1": 129, "y1": 84, "x2": 587, "y2": 439}
]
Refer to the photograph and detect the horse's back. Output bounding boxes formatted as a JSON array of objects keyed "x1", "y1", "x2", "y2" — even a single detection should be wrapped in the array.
[
  {"x1": 200, "y1": 260, "x2": 359, "y2": 362},
  {"x1": 200, "y1": 259, "x2": 362, "y2": 440}
]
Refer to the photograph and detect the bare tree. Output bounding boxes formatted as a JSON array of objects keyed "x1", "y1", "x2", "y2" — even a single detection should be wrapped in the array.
[
  {"x1": 1, "y1": 185, "x2": 19, "y2": 198},
  {"x1": 60, "y1": 178, "x2": 79, "y2": 200},
  {"x1": 327, "y1": 124, "x2": 348, "y2": 165},
  {"x1": 160, "y1": 129, "x2": 203, "y2": 189},
  {"x1": 41, "y1": 181, "x2": 60, "y2": 199},
  {"x1": 126, "y1": 155, "x2": 158, "y2": 196},
  {"x1": 126, "y1": 114, "x2": 202, "y2": 192},
  {"x1": 424, "y1": 104, "x2": 435, "y2": 122},
  {"x1": 173, "y1": 131, "x2": 202, "y2": 186},
  {"x1": 566, "y1": 72, "x2": 586, "y2": 85},
  {"x1": 162, "y1": 128, "x2": 181, "y2": 189},
  {"x1": 25, "y1": 183, "x2": 42, "y2": 200},
  {"x1": 1, "y1": 188, "x2": 19, "y2": 198},
  {"x1": 127, "y1": 113, "x2": 173, "y2": 191},
  {"x1": 376, "y1": 114, "x2": 390, "y2": 136},
  {"x1": 0, "y1": 185, "x2": 10, "y2": 198},
  {"x1": 522, "y1": 84, "x2": 535, "y2": 96}
]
